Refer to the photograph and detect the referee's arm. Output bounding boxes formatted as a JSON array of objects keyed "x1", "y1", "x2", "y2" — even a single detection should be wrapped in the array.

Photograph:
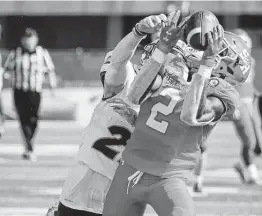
[
  {"x1": 43, "y1": 48, "x2": 57, "y2": 90},
  {"x1": 3, "y1": 50, "x2": 15, "y2": 82},
  {"x1": 1, "y1": 50, "x2": 15, "y2": 88}
]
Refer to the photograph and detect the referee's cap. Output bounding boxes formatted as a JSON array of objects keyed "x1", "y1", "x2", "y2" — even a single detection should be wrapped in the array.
[{"x1": 23, "y1": 28, "x2": 38, "y2": 38}]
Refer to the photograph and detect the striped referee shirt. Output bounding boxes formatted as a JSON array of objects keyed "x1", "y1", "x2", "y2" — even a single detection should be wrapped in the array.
[{"x1": 4, "y1": 46, "x2": 55, "y2": 92}]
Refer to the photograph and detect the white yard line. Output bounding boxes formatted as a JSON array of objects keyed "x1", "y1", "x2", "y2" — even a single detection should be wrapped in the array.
[{"x1": 0, "y1": 144, "x2": 78, "y2": 156}]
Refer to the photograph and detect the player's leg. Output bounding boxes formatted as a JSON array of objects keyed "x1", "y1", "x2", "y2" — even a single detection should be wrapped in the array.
[
  {"x1": 232, "y1": 102, "x2": 259, "y2": 184},
  {"x1": 13, "y1": 89, "x2": 35, "y2": 160},
  {"x1": 253, "y1": 95, "x2": 262, "y2": 155},
  {"x1": 22, "y1": 91, "x2": 39, "y2": 160},
  {"x1": 28, "y1": 91, "x2": 41, "y2": 144},
  {"x1": 57, "y1": 202, "x2": 101, "y2": 216},
  {"x1": 258, "y1": 95, "x2": 262, "y2": 121},
  {"x1": 193, "y1": 147, "x2": 207, "y2": 193},
  {"x1": 149, "y1": 176, "x2": 195, "y2": 216},
  {"x1": 103, "y1": 161, "x2": 146, "y2": 216},
  {"x1": 59, "y1": 161, "x2": 111, "y2": 215}
]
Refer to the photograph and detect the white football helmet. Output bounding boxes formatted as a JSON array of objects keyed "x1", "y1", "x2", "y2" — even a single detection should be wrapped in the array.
[{"x1": 231, "y1": 28, "x2": 252, "y2": 51}]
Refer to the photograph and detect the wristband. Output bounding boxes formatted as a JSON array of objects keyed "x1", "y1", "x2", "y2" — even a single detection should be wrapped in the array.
[
  {"x1": 151, "y1": 48, "x2": 166, "y2": 64},
  {"x1": 197, "y1": 65, "x2": 212, "y2": 79},
  {"x1": 132, "y1": 24, "x2": 147, "y2": 38}
]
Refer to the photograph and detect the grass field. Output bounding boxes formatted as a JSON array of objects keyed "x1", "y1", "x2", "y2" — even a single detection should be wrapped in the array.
[{"x1": 0, "y1": 120, "x2": 261, "y2": 216}]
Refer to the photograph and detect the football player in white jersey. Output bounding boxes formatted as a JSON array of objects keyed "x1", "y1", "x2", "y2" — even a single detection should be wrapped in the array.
[
  {"x1": 231, "y1": 29, "x2": 261, "y2": 185},
  {"x1": 46, "y1": 14, "x2": 168, "y2": 216},
  {"x1": 192, "y1": 29, "x2": 262, "y2": 193}
]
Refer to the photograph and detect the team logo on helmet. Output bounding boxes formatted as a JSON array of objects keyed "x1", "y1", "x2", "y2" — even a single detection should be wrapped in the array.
[{"x1": 205, "y1": 14, "x2": 216, "y2": 22}]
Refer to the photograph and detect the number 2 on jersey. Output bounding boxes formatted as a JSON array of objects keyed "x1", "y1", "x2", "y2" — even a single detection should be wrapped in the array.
[
  {"x1": 92, "y1": 126, "x2": 131, "y2": 162},
  {"x1": 146, "y1": 97, "x2": 179, "y2": 134}
]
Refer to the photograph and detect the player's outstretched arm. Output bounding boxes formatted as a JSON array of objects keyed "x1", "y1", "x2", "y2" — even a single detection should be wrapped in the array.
[
  {"x1": 181, "y1": 25, "x2": 225, "y2": 126},
  {"x1": 105, "y1": 14, "x2": 167, "y2": 87},
  {"x1": 181, "y1": 71, "x2": 226, "y2": 126},
  {"x1": 127, "y1": 10, "x2": 185, "y2": 104}
]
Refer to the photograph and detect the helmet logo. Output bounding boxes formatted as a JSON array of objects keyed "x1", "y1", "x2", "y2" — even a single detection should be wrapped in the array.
[
  {"x1": 238, "y1": 49, "x2": 250, "y2": 75},
  {"x1": 205, "y1": 14, "x2": 216, "y2": 22}
]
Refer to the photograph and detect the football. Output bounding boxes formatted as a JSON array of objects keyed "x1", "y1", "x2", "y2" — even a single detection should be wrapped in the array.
[{"x1": 184, "y1": 10, "x2": 220, "y2": 51}]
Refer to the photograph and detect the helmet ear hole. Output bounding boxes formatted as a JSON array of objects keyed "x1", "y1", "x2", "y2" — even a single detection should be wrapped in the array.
[
  {"x1": 219, "y1": 64, "x2": 227, "y2": 73},
  {"x1": 188, "y1": 33, "x2": 208, "y2": 51}
]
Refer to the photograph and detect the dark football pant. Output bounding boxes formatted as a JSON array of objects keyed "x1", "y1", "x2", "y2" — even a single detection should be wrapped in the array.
[
  {"x1": 57, "y1": 202, "x2": 101, "y2": 216},
  {"x1": 14, "y1": 89, "x2": 41, "y2": 152},
  {"x1": 232, "y1": 101, "x2": 262, "y2": 166}
]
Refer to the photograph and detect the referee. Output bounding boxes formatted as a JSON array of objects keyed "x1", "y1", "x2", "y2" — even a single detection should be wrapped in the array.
[{"x1": 4, "y1": 28, "x2": 57, "y2": 161}]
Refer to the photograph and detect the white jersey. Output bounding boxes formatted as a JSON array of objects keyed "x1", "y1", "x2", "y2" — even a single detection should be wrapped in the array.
[
  {"x1": 76, "y1": 84, "x2": 136, "y2": 180},
  {"x1": 60, "y1": 49, "x2": 137, "y2": 213}
]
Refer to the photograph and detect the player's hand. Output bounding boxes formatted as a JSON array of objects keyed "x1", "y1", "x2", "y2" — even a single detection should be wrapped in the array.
[
  {"x1": 254, "y1": 143, "x2": 262, "y2": 156},
  {"x1": 201, "y1": 24, "x2": 224, "y2": 68},
  {"x1": 108, "y1": 98, "x2": 138, "y2": 126},
  {"x1": 136, "y1": 14, "x2": 167, "y2": 35},
  {"x1": 157, "y1": 10, "x2": 185, "y2": 54},
  {"x1": 3, "y1": 72, "x2": 11, "y2": 80}
]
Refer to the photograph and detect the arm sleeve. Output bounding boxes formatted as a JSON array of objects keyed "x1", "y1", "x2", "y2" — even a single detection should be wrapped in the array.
[
  {"x1": 4, "y1": 50, "x2": 15, "y2": 71},
  {"x1": 105, "y1": 32, "x2": 145, "y2": 87},
  {"x1": 180, "y1": 73, "x2": 215, "y2": 126}
]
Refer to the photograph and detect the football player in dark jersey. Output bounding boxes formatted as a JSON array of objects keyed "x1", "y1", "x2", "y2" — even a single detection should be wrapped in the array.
[{"x1": 104, "y1": 10, "x2": 250, "y2": 216}]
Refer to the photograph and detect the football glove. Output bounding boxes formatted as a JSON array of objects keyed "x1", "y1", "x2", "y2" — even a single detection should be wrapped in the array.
[
  {"x1": 158, "y1": 10, "x2": 185, "y2": 53},
  {"x1": 135, "y1": 14, "x2": 167, "y2": 36}
]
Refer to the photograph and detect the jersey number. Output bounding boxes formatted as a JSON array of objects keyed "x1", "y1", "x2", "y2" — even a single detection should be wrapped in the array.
[
  {"x1": 92, "y1": 126, "x2": 131, "y2": 161},
  {"x1": 146, "y1": 97, "x2": 179, "y2": 134},
  {"x1": 239, "y1": 49, "x2": 250, "y2": 75}
]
